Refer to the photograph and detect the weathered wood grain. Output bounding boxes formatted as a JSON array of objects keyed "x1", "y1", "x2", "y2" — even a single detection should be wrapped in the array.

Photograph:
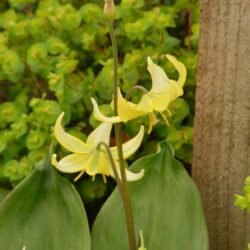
[{"x1": 192, "y1": 1, "x2": 250, "y2": 249}]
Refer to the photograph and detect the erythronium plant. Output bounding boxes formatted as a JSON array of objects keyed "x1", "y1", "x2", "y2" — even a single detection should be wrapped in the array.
[
  {"x1": 0, "y1": 1, "x2": 209, "y2": 250},
  {"x1": 52, "y1": 2, "x2": 188, "y2": 250}
]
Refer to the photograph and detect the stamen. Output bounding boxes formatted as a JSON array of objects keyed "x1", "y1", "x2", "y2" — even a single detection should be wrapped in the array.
[
  {"x1": 74, "y1": 170, "x2": 84, "y2": 182},
  {"x1": 166, "y1": 108, "x2": 172, "y2": 116},
  {"x1": 148, "y1": 113, "x2": 158, "y2": 134},
  {"x1": 102, "y1": 174, "x2": 107, "y2": 183},
  {"x1": 160, "y1": 112, "x2": 169, "y2": 126}
]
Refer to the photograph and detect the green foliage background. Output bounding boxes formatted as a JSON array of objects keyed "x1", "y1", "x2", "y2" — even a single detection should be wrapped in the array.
[{"x1": 0, "y1": 0, "x2": 199, "y2": 203}]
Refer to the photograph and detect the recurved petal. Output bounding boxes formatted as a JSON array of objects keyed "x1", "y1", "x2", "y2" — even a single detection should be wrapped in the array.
[
  {"x1": 110, "y1": 125, "x2": 145, "y2": 160},
  {"x1": 147, "y1": 56, "x2": 170, "y2": 94},
  {"x1": 51, "y1": 153, "x2": 90, "y2": 173},
  {"x1": 54, "y1": 112, "x2": 92, "y2": 153},
  {"x1": 91, "y1": 97, "x2": 122, "y2": 123},
  {"x1": 168, "y1": 79, "x2": 184, "y2": 102},
  {"x1": 110, "y1": 165, "x2": 145, "y2": 182},
  {"x1": 166, "y1": 54, "x2": 187, "y2": 87},
  {"x1": 125, "y1": 168, "x2": 145, "y2": 181},
  {"x1": 87, "y1": 122, "x2": 112, "y2": 147}
]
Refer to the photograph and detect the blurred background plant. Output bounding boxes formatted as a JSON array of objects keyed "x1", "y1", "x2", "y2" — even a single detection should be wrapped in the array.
[
  {"x1": 234, "y1": 177, "x2": 250, "y2": 214},
  {"x1": 0, "y1": 0, "x2": 199, "y2": 221}
]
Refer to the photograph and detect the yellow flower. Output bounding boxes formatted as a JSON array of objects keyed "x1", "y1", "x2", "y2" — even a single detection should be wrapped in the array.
[
  {"x1": 51, "y1": 112, "x2": 144, "y2": 182},
  {"x1": 91, "y1": 54, "x2": 186, "y2": 133}
]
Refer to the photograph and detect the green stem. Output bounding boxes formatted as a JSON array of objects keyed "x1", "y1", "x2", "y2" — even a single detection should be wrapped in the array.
[
  {"x1": 109, "y1": 21, "x2": 118, "y2": 114},
  {"x1": 109, "y1": 21, "x2": 137, "y2": 250},
  {"x1": 116, "y1": 123, "x2": 136, "y2": 250}
]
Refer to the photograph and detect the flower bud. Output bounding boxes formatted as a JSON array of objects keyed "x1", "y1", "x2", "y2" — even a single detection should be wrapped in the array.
[{"x1": 104, "y1": 0, "x2": 115, "y2": 20}]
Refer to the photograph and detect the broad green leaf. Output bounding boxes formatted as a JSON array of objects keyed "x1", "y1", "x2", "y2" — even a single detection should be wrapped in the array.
[
  {"x1": 3, "y1": 157, "x2": 33, "y2": 186},
  {"x1": 92, "y1": 141, "x2": 208, "y2": 250},
  {"x1": 0, "y1": 188, "x2": 9, "y2": 202},
  {"x1": 28, "y1": 147, "x2": 47, "y2": 165},
  {"x1": 0, "y1": 155, "x2": 91, "y2": 250}
]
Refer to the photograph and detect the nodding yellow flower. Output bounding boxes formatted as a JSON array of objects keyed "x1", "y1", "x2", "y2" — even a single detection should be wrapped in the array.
[
  {"x1": 51, "y1": 112, "x2": 145, "y2": 182},
  {"x1": 91, "y1": 54, "x2": 186, "y2": 133}
]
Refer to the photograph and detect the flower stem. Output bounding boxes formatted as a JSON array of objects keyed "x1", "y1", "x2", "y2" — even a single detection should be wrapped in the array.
[
  {"x1": 109, "y1": 21, "x2": 137, "y2": 250},
  {"x1": 109, "y1": 21, "x2": 118, "y2": 114},
  {"x1": 125, "y1": 85, "x2": 148, "y2": 101}
]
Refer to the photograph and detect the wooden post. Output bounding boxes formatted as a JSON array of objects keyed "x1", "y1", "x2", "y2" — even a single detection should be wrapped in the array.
[{"x1": 192, "y1": 0, "x2": 250, "y2": 249}]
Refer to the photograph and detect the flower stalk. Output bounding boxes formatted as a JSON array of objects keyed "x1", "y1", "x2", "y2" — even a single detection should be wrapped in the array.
[
  {"x1": 108, "y1": 19, "x2": 137, "y2": 250},
  {"x1": 125, "y1": 85, "x2": 148, "y2": 101}
]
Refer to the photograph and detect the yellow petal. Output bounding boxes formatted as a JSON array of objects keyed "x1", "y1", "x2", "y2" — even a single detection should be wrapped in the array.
[
  {"x1": 117, "y1": 88, "x2": 151, "y2": 122},
  {"x1": 95, "y1": 151, "x2": 111, "y2": 176},
  {"x1": 54, "y1": 112, "x2": 92, "y2": 153},
  {"x1": 166, "y1": 54, "x2": 187, "y2": 87},
  {"x1": 85, "y1": 150, "x2": 110, "y2": 177},
  {"x1": 148, "y1": 92, "x2": 171, "y2": 111},
  {"x1": 125, "y1": 168, "x2": 144, "y2": 182},
  {"x1": 110, "y1": 165, "x2": 144, "y2": 182},
  {"x1": 135, "y1": 94, "x2": 154, "y2": 113},
  {"x1": 168, "y1": 79, "x2": 184, "y2": 102},
  {"x1": 148, "y1": 80, "x2": 183, "y2": 111},
  {"x1": 147, "y1": 56, "x2": 170, "y2": 93},
  {"x1": 87, "y1": 122, "x2": 112, "y2": 147},
  {"x1": 52, "y1": 151, "x2": 111, "y2": 178},
  {"x1": 110, "y1": 125, "x2": 144, "y2": 160},
  {"x1": 51, "y1": 153, "x2": 90, "y2": 173},
  {"x1": 91, "y1": 97, "x2": 121, "y2": 123}
]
